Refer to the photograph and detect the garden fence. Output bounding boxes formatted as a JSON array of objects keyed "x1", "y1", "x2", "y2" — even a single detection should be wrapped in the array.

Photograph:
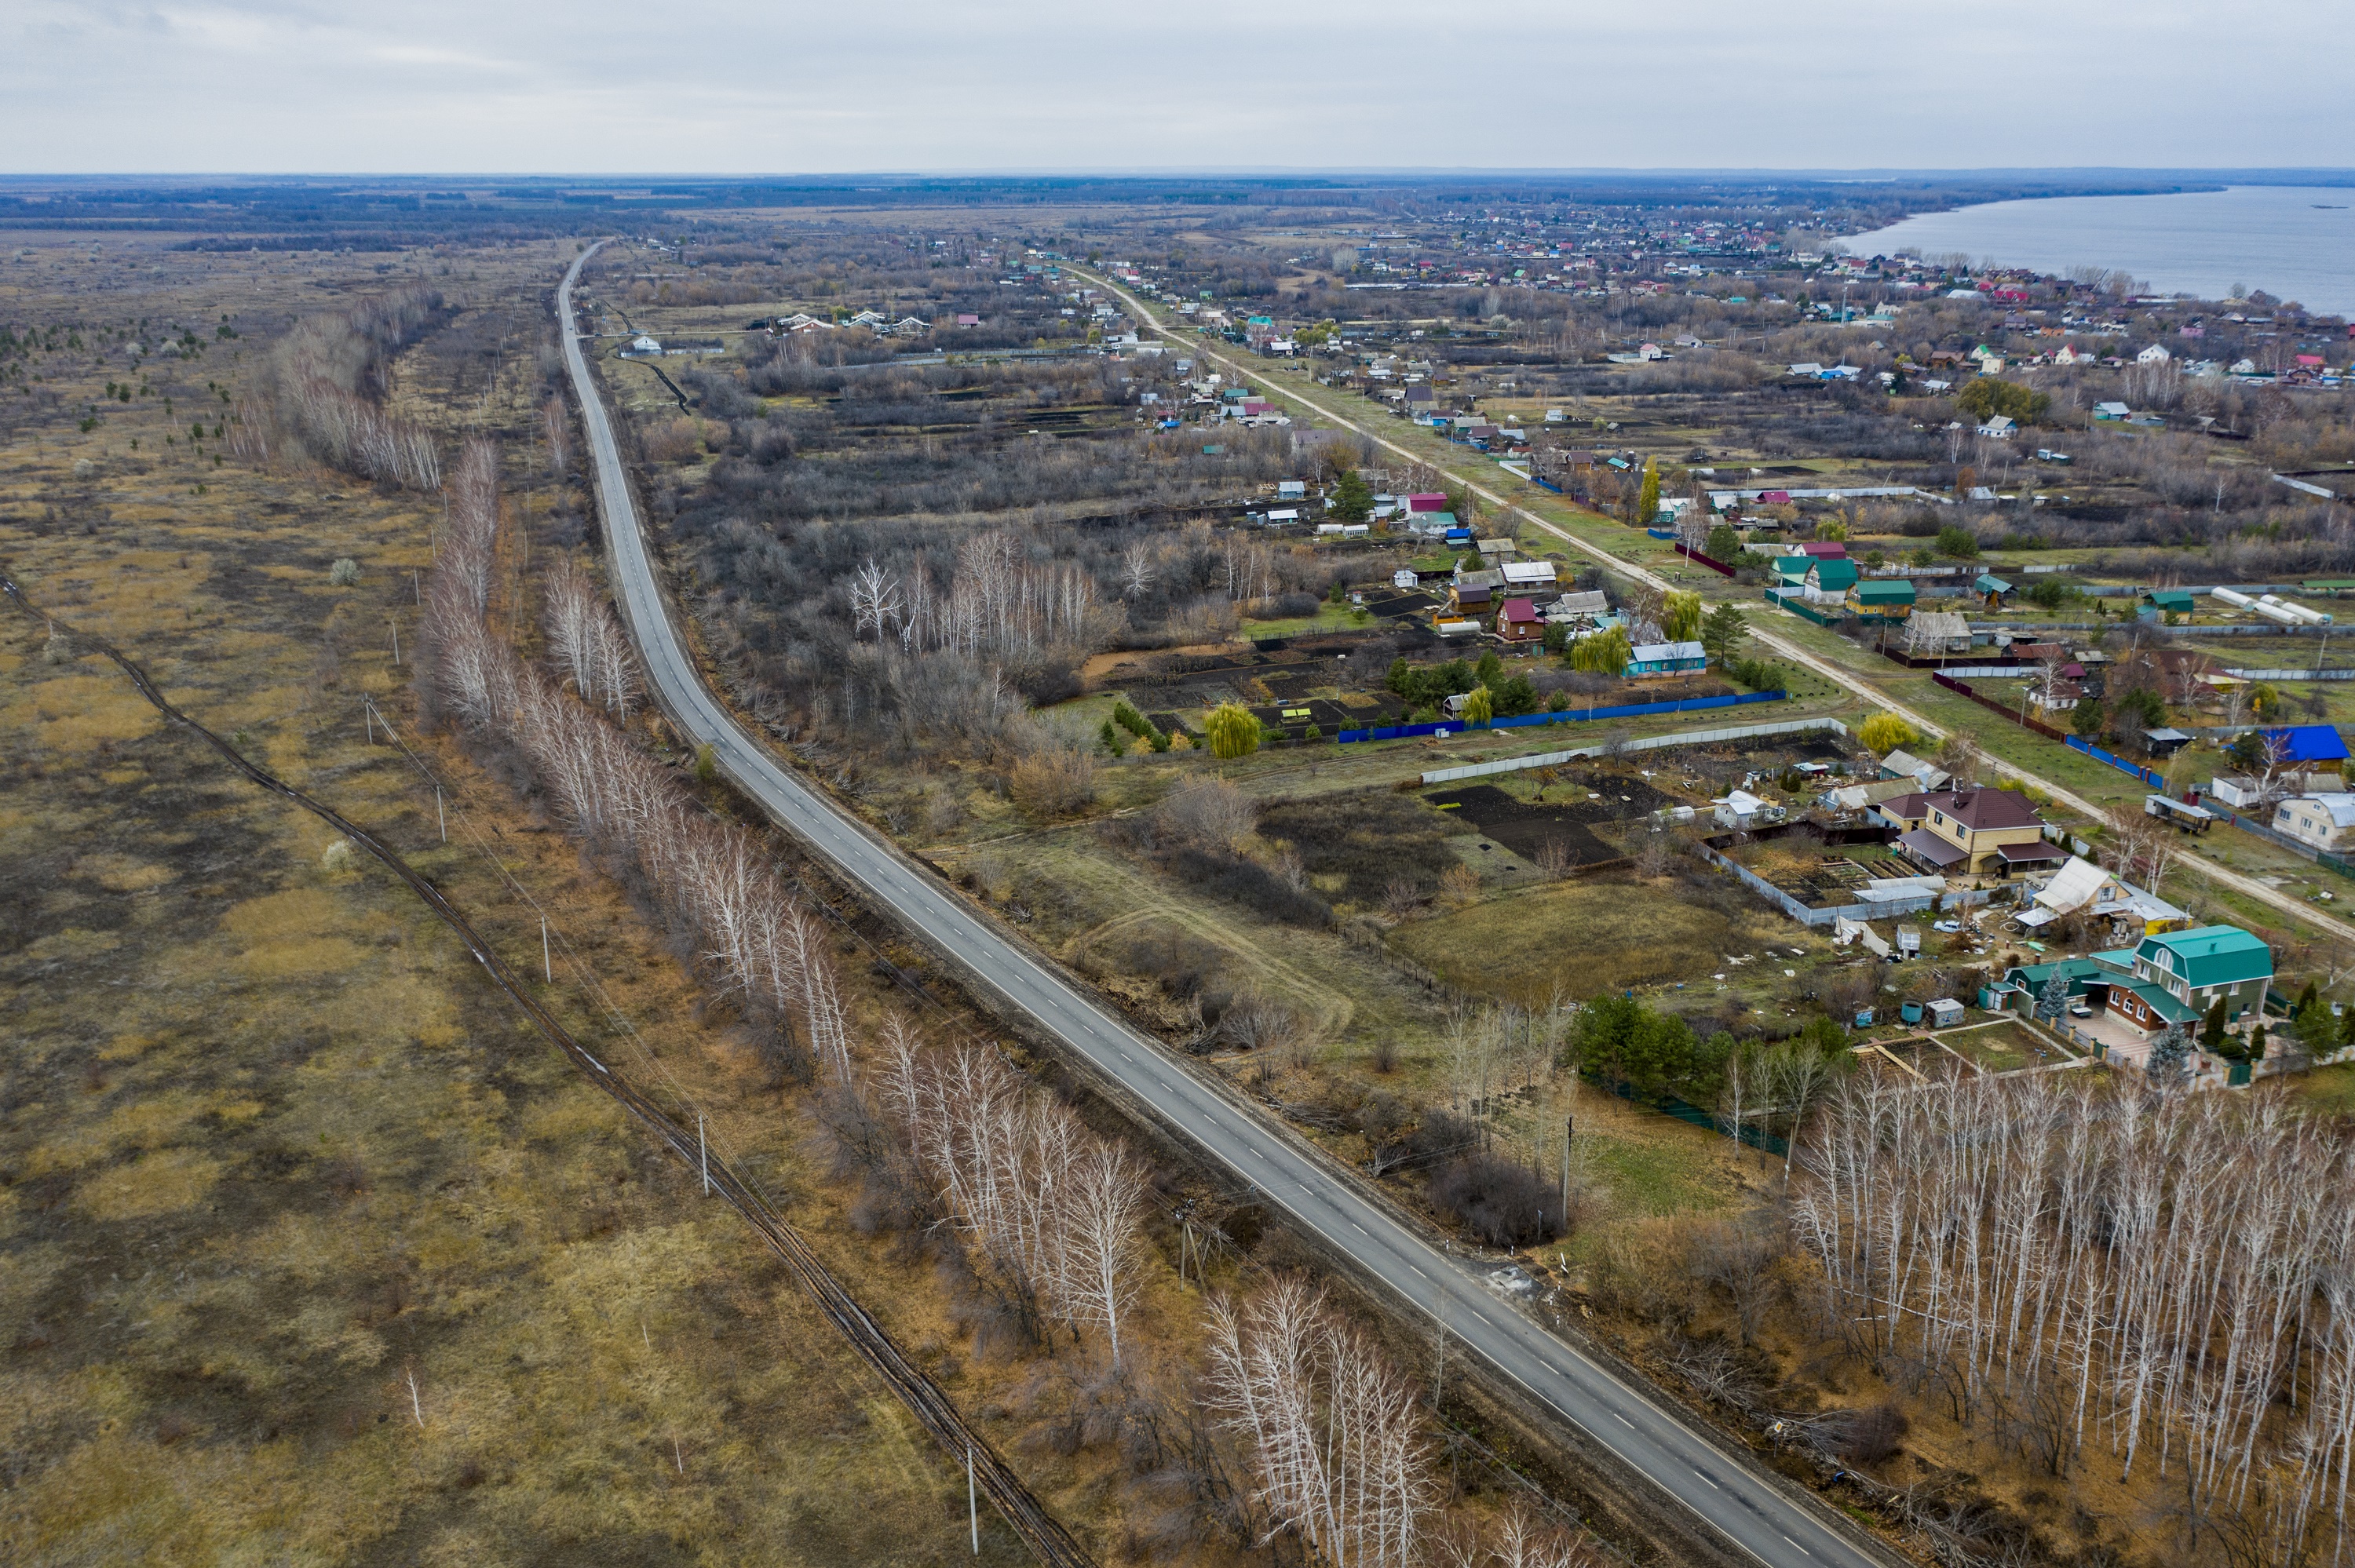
[
  {"x1": 1418, "y1": 716, "x2": 1849, "y2": 784},
  {"x1": 1339, "y1": 687, "x2": 1785, "y2": 745}
]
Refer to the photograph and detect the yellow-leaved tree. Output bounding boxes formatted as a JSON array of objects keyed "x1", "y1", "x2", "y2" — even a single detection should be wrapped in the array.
[
  {"x1": 1858, "y1": 713, "x2": 1919, "y2": 756},
  {"x1": 1204, "y1": 702, "x2": 1264, "y2": 763}
]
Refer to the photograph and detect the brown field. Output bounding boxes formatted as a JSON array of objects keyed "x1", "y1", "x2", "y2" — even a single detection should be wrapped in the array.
[{"x1": 0, "y1": 238, "x2": 1204, "y2": 1566}]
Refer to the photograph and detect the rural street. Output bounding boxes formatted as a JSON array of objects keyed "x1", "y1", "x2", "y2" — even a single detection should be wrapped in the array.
[
  {"x1": 558, "y1": 246, "x2": 1889, "y2": 1568},
  {"x1": 1070, "y1": 266, "x2": 2355, "y2": 951}
]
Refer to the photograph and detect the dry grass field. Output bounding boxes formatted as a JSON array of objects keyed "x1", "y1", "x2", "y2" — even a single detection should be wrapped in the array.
[{"x1": 0, "y1": 237, "x2": 1201, "y2": 1566}]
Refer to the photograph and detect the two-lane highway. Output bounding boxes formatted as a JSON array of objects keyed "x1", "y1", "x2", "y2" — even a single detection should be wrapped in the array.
[{"x1": 557, "y1": 242, "x2": 1888, "y2": 1568}]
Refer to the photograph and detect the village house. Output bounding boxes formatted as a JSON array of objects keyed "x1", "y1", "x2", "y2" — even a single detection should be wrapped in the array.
[
  {"x1": 1497, "y1": 597, "x2": 1545, "y2": 644},
  {"x1": 1446, "y1": 569, "x2": 1505, "y2": 618},
  {"x1": 1543, "y1": 589, "x2": 1612, "y2": 629},
  {"x1": 1877, "y1": 749, "x2": 1953, "y2": 791},
  {"x1": 1903, "y1": 610, "x2": 1970, "y2": 655},
  {"x1": 1882, "y1": 788, "x2": 2064, "y2": 877},
  {"x1": 1846, "y1": 577, "x2": 1917, "y2": 618},
  {"x1": 1623, "y1": 640, "x2": 1706, "y2": 678},
  {"x1": 1804, "y1": 556, "x2": 1859, "y2": 603},
  {"x1": 2125, "y1": 925, "x2": 2273, "y2": 1026},
  {"x1": 2016, "y1": 855, "x2": 2188, "y2": 938},
  {"x1": 2273, "y1": 794, "x2": 2355, "y2": 853}
]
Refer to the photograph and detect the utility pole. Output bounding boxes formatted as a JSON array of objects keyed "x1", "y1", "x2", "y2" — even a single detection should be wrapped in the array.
[
  {"x1": 968, "y1": 1446, "x2": 980, "y2": 1555},
  {"x1": 389, "y1": 618, "x2": 400, "y2": 666},
  {"x1": 699, "y1": 1114, "x2": 709, "y2": 1195},
  {"x1": 436, "y1": 787, "x2": 446, "y2": 844},
  {"x1": 1561, "y1": 1114, "x2": 1574, "y2": 1223},
  {"x1": 542, "y1": 917, "x2": 552, "y2": 983}
]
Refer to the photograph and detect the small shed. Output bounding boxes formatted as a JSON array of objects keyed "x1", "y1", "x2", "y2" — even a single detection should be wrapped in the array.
[
  {"x1": 1928, "y1": 998, "x2": 1966, "y2": 1029},
  {"x1": 2143, "y1": 589, "x2": 2196, "y2": 618},
  {"x1": 1975, "y1": 572, "x2": 2013, "y2": 607},
  {"x1": 2144, "y1": 727, "x2": 2193, "y2": 758}
]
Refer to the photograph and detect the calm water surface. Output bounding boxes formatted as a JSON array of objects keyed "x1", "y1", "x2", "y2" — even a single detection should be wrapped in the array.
[{"x1": 1843, "y1": 186, "x2": 2355, "y2": 315}]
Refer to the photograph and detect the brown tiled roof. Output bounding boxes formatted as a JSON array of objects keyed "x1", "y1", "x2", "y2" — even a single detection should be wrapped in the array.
[{"x1": 1928, "y1": 789, "x2": 2046, "y2": 831}]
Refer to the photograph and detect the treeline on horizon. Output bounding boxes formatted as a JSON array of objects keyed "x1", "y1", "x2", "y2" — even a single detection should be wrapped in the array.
[{"x1": 5, "y1": 168, "x2": 2351, "y2": 242}]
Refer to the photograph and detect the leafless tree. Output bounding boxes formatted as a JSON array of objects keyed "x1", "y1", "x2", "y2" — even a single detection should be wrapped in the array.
[
  {"x1": 542, "y1": 392, "x2": 571, "y2": 475},
  {"x1": 1120, "y1": 539, "x2": 1159, "y2": 600},
  {"x1": 1789, "y1": 1069, "x2": 2355, "y2": 1549},
  {"x1": 849, "y1": 556, "x2": 904, "y2": 644},
  {"x1": 1063, "y1": 1140, "x2": 1149, "y2": 1369},
  {"x1": 1203, "y1": 1277, "x2": 1440, "y2": 1566}
]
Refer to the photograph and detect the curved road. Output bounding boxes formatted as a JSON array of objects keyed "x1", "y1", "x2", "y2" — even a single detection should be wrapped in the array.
[
  {"x1": 1072, "y1": 267, "x2": 2355, "y2": 950},
  {"x1": 558, "y1": 248, "x2": 1886, "y2": 1568}
]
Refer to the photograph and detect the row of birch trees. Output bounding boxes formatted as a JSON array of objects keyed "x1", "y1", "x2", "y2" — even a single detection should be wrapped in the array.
[
  {"x1": 1791, "y1": 1069, "x2": 2355, "y2": 1563},
  {"x1": 419, "y1": 439, "x2": 849, "y2": 1077},
  {"x1": 874, "y1": 1020, "x2": 1149, "y2": 1368},
  {"x1": 849, "y1": 530, "x2": 1107, "y2": 658},
  {"x1": 428, "y1": 435, "x2": 1588, "y2": 1568},
  {"x1": 268, "y1": 285, "x2": 446, "y2": 488}
]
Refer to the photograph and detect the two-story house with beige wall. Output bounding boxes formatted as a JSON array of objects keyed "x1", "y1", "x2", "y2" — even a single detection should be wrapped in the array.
[{"x1": 1882, "y1": 789, "x2": 2067, "y2": 878}]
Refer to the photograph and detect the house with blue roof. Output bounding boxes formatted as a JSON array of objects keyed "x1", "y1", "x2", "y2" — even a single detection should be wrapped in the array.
[{"x1": 2258, "y1": 725, "x2": 2349, "y2": 766}]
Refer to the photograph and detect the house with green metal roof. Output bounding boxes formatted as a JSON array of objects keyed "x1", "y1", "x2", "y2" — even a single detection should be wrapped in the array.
[
  {"x1": 1805, "y1": 557, "x2": 1859, "y2": 598},
  {"x1": 1975, "y1": 572, "x2": 2012, "y2": 607},
  {"x1": 2108, "y1": 979, "x2": 2202, "y2": 1032},
  {"x1": 1770, "y1": 556, "x2": 1811, "y2": 587},
  {"x1": 1847, "y1": 578, "x2": 1917, "y2": 618},
  {"x1": 2143, "y1": 589, "x2": 2197, "y2": 618},
  {"x1": 2130, "y1": 924, "x2": 2273, "y2": 1021},
  {"x1": 2000, "y1": 956, "x2": 2120, "y2": 1004}
]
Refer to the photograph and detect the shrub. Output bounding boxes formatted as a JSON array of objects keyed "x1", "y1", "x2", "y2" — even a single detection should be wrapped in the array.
[
  {"x1": 1835, "y1": 1402, "x2": 1910, "y2": 1465},
  {"x1": 642, "y1": 417, "x2": 705, "y2": 465},
  {"x1": 1110, "y1": 698, "x2": 1163, "y2": 748},
  {"x1": 327, "y1": 557, "x2": 360, "y2": 585},
  {"x1": 1429, "y1": 1153, "x2": 1565, "y2": 1246},
  {"x1": 693, "y1": 743, "x2": 717, "y2": 785},
  {"x1": 1009, "y1": 747, "x2": 1097, "y2": 818},
  {"x1": 1153, "y1": 776, "x2": 1255, "y2": 849}
]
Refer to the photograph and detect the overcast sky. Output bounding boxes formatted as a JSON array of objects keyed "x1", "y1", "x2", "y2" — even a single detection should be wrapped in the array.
[{"x1": 6, "y1": 0, "x2": 2353, "y2": 173}]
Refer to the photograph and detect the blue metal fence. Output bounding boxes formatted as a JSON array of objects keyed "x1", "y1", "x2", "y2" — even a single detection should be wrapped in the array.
[
  {"x1": 2064, "y1": 734, "x2": 2167, "y2": 787},
  {"x1": 1338, "y1": 689, "x2": 1787, "y2": 744}
]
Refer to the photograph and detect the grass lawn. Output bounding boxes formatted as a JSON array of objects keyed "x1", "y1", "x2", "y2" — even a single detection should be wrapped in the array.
[
  {"x1": 1934, "y1": 1018, "x2": 2066, "y2": 1074},
  {"x1": 1388, "y1": 870, "x2": 1798, "y2": 1004},
  {"x1": 2295, "y1": 1063, "x2": 2355, "y2": 1115},
  {"x1": 1240, "y1": 603, "x2": 1378, "y2": 640}
]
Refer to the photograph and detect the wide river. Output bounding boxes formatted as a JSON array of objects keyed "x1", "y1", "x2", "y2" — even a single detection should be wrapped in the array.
[{"x1": 1842, "y1": 185, "x2": 2355, "y2": 315}]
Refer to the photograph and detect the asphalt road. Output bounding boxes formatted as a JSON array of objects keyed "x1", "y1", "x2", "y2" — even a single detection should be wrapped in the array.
[
  {"x1": 557, "y1": 244, "x2": 1886, "y2": 1568},
  {"x1": 1071, "y1": 267, "x2": 2355, "y2": 951}
]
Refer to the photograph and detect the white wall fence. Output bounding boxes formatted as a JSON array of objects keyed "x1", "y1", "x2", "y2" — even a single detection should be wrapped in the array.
[
  {"x1": 1420, "y1": 717, "x2": 1850, "y2": 785},
  {"x1": 2223, "y1": 668, "x2": 2355, "y2": 681}
]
